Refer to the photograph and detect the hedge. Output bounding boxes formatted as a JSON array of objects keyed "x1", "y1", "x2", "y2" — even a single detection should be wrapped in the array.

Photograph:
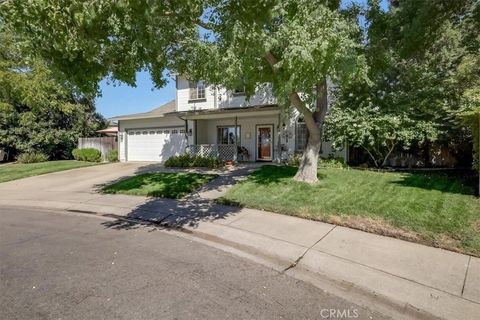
[
  {"x1": 17, "y1": 152, "x2": 49, "y2": 163},
  {"x1": 164, "y1": 154, "x2": 223, "y2": 168},
  {"x1": 72, "y1": 148, "x2": 102, "y2": 162}
]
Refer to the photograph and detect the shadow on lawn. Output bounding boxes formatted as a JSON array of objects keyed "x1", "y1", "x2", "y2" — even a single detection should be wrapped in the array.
[
  {"x1": 245, "y1": 165, "x2": 326, "y2": 185},
  {"x1": 237, "y1": 165, "x2": 477, "y2": 197},
  {"x1": 389, "y1": 170, "x2": 478, "y2": 196},
  {"x1": 102, "y1": 172, "x2": 217, "y2": 199}
]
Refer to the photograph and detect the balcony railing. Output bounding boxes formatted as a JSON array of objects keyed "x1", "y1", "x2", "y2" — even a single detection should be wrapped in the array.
[{"x1": 187, "y1": 144, "x2": 237, "y2": 161}]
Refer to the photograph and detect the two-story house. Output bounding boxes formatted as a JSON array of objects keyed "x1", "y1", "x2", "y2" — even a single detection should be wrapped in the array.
[{"x1": 113, "y1": 75, "x2": 347, "y2": 163}]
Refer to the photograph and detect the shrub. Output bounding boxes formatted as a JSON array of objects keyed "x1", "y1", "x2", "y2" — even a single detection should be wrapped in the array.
[
  {"x1": 17, "y1": 152, "x2": 49, "y2": 163},
  {"x1": 107, "y1": 149, "x2": 118, "y2": 162},
  {"x1": 287, "y1": 154, "x2": 302, "y2": 166},
  {"x1": 319, "y1": 155, "x2": 347, "y2": 168},
  {"x1": 72, "y1": 148, "x2": 102, "y2": 162},
  {"x1": 165, "y1": 154, "x2": 223, "y2": 168},
  {"x1": 287, "y1": 154, "x2": 346, "y2": 168}
]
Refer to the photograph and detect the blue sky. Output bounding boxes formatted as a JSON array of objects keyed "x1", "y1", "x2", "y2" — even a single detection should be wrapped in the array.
[
  {"x1": 96, "y1": 73, "x2": 176, "y2": 119},
  {"x1": 96, "y1": 0, "x2": 389, "y2": 119}
]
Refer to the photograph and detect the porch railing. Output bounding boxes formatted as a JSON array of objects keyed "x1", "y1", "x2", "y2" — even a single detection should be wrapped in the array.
[{"x1": 187, "y1": 144, "x2": 237, "y2": 161}]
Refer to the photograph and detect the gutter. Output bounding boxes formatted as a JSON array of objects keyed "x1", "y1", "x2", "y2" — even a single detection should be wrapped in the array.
[{"x1": 177, "y1": 114, "x2": 189, "y2": 146}]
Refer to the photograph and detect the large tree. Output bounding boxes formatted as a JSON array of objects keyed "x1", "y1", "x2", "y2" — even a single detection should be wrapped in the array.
[
  {"x1": 326, "y1": 0, "x2": 479, "y2": 168},
  {"x1": 1, "y1": 0, "x2": 367, "y2": 183},
  {"x1": 0, "y1": 24, "x2": 106, "y2": 160}
]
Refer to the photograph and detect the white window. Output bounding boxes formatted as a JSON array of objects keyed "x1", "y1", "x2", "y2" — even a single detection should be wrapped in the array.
[
  {"x1": 233, "y1": 85, "x2": 245, "y2": 95},
  {"x1": 217, "y1": 126, "x2": 240, "y2": 145},
  {"x1": 172, "y1": 130, "x2": 178, "y2": 134},
  {"x1": 189, "y1": 81, "x2": 206, "y2": 100},
  {"x1": 295, "y1": 121, "x2": 307, "y2": 152}
]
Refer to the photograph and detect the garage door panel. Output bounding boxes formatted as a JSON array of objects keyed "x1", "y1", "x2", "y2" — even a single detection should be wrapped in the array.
[{"x1": 127, "y1": 127, "x2": 186, "y2": 162}]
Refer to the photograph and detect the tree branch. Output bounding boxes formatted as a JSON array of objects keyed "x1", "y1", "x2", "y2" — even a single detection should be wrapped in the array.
[
  {"x1": 161, "y1": 11, "x2": 215, "y2": 30},
  {"x1": 264, "y1": 51, "x2": 313, "y2": 117},
  {"x1": 382, "y1": 140, "x2": 396, "y2": 166},
  {"x1": 362, "y1": 145, "x2": 379, "y2": 167},
  {"x1": 314, "y1": 79, "x2": 328, "y2": 124},
  {"x1": 195, "y1": 19, "x2": 214, "y2": 30}
]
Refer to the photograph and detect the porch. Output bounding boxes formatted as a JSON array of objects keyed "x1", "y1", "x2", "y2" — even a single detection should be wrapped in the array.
[
  {"x1": 187, "y1": 144, "x2": 239, "y2": 161},
  {"x1": 182, "y1": 106, "x2": 292, "y2": 162}
]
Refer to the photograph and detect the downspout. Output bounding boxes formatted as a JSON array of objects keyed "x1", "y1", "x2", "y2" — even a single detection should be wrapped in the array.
[
  {"x1": 214, "y1": 86, "x2": 218, "y2": 109},
  {"x1": 177, "y1": 115, "x2": 189, "y2": 151},
  {"x1": 234, "y1": 116, "x2": 238, "y2": 163},
  {"x1": 277, "y1": 113, "x2": 281, "y2": 163}
]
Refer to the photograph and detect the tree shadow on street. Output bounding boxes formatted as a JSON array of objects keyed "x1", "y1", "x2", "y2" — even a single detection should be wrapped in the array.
[{"x1": 101, "y1": 194, "x2": 242, "y2": 231}]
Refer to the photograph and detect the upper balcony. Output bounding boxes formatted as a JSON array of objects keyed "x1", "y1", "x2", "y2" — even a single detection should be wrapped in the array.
[{"x1": 176, "y1": 75, "x2": 276, "y2": 112}]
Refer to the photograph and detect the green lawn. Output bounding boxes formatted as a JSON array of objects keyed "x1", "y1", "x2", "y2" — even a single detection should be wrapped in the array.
[
  {"x1": 0, "y1": 160, "x2": 97, "y2": 183},
  {"x1": 102, "y1": 172, "x2": 218, "y2": 199},
  {"x1": 219, "y1": 165, "x2": 480, "y2": 256}
]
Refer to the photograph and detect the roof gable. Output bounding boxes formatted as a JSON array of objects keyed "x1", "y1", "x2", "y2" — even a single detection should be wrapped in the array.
[{"x1": 111, "y1": 100, "x2": 176, "y2": 120}]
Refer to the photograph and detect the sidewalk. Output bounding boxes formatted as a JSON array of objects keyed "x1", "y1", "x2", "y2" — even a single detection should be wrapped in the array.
[
  {"x1": 1, "y1": 164, "x2": 479, "y2": 320},
  {"x1": 120, "y1": 200, "x2": 479, "y2": 320}
]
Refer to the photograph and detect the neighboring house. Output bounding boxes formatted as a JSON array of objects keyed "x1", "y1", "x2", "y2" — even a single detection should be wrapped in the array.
[
  {"x1": 112, "y1": 75, "x2": 347, "y2": 163},
  {"x1": 96, "y1": 120, "x2": 118, "y2": 137}
]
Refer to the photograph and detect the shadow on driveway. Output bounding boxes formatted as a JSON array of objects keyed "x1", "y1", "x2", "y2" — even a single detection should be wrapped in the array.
[
  {"x1": 98, "y1": 162, "x2": 264, "y2": 231},
  {"x1": 101, "y1": 195, "x2": 242, "y2": 231}
]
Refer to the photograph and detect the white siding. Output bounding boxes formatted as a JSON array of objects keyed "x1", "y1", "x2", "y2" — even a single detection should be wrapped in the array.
[
  {"x1": 118, "y1": 131, "x2": 126, "y2": 161},
  {"x1": 217, "y1": 84, "x2": 276, "y2": 109},
  {"x1": 176, "y1": 75, "x2": 215, "y2": 112},
  {"x1": 176, "y1": 75, "x2": 276, "y2": 112},
  {"x1": 320, "y1": 140, "x2": 348, "y2": 161}
]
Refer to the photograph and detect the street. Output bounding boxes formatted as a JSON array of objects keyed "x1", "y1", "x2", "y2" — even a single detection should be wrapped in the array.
[{"x1": 0, "y1": 206, "x2": 387, "y2": 320}]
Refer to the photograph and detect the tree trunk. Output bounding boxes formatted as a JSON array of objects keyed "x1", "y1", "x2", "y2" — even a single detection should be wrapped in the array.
[
  {"x1": 263, "y1": 52, "x2": 328, "y2": 183},
  {"x1": 292, "y1": 80, "x2": 328, "y2": 183},
  {"x1": 294, "y1": 117, "x2": 321, "y2": 183}
]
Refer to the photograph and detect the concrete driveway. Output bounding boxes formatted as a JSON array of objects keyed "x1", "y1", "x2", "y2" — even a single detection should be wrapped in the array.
[{"x1": 0, "y1": 162, "x2": 158, "y2": 213}]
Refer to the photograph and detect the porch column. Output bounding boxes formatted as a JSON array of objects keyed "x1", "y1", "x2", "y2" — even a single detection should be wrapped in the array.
[
  {"x1": 194, "y1": 120, "x2": 198, "y2": 145},
  {"x1": 184, "y1": 118, "x2": 189, "y2": 146},
  {"x1": 234, "y1": 116, "x2": 238, "y2": 162},
  {"x1": 277, "y1": 114, "x2": 282, "y2": 163}
]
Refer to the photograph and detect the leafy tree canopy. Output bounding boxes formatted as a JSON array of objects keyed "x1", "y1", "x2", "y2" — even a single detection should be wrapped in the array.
[
  {"x1": 0, "y1": 24, "x2": 106, "y2": 160},
  {"x1": 1, "y1": 0, "x2": 366, "y2": 102},
  {"x1": 1, "y1": 0, "x2": 368, "y2": 182},
  {"x1": 325, "y1": 0, "x2": 479, "y2": 168}
]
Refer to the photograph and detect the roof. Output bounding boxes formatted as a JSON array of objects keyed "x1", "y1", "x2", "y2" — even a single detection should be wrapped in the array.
[
  {"x1": 111, "y1": 100, "x2": 176, "y2": 121},
  {"x1": 111, "y1": 100, "x2": 279, "y2": 121},
  {"x1": 178, "y1": 104, "x2": 280, "y2": 119},
  {"x1": 96, "y1": 127, "x2": 118, "y2": 134}
]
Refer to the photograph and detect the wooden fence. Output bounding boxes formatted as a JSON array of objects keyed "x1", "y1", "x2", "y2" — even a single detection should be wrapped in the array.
[{"x1": 78, "y1": 137, "x2": 117, "y2": 161}]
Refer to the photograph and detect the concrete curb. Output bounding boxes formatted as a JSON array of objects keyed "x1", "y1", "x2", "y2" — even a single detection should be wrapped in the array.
[{"x1": 2, "y1": 199, "x2": 479, "y2": 320}]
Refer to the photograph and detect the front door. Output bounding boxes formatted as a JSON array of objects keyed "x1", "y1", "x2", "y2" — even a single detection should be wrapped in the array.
[{"x1": 257, "y1": 125, "x2": 273, "y2": 161}]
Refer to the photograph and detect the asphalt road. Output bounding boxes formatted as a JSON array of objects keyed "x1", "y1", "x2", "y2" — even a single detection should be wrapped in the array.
[{"x1": 0, "y1": 207, "x2": 388, "y2": 320}]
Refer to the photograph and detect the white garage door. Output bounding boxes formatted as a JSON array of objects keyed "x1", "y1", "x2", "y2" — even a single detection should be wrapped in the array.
[{"x1": 127, "y1": 127, "x2": 186, "y2": 162}]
